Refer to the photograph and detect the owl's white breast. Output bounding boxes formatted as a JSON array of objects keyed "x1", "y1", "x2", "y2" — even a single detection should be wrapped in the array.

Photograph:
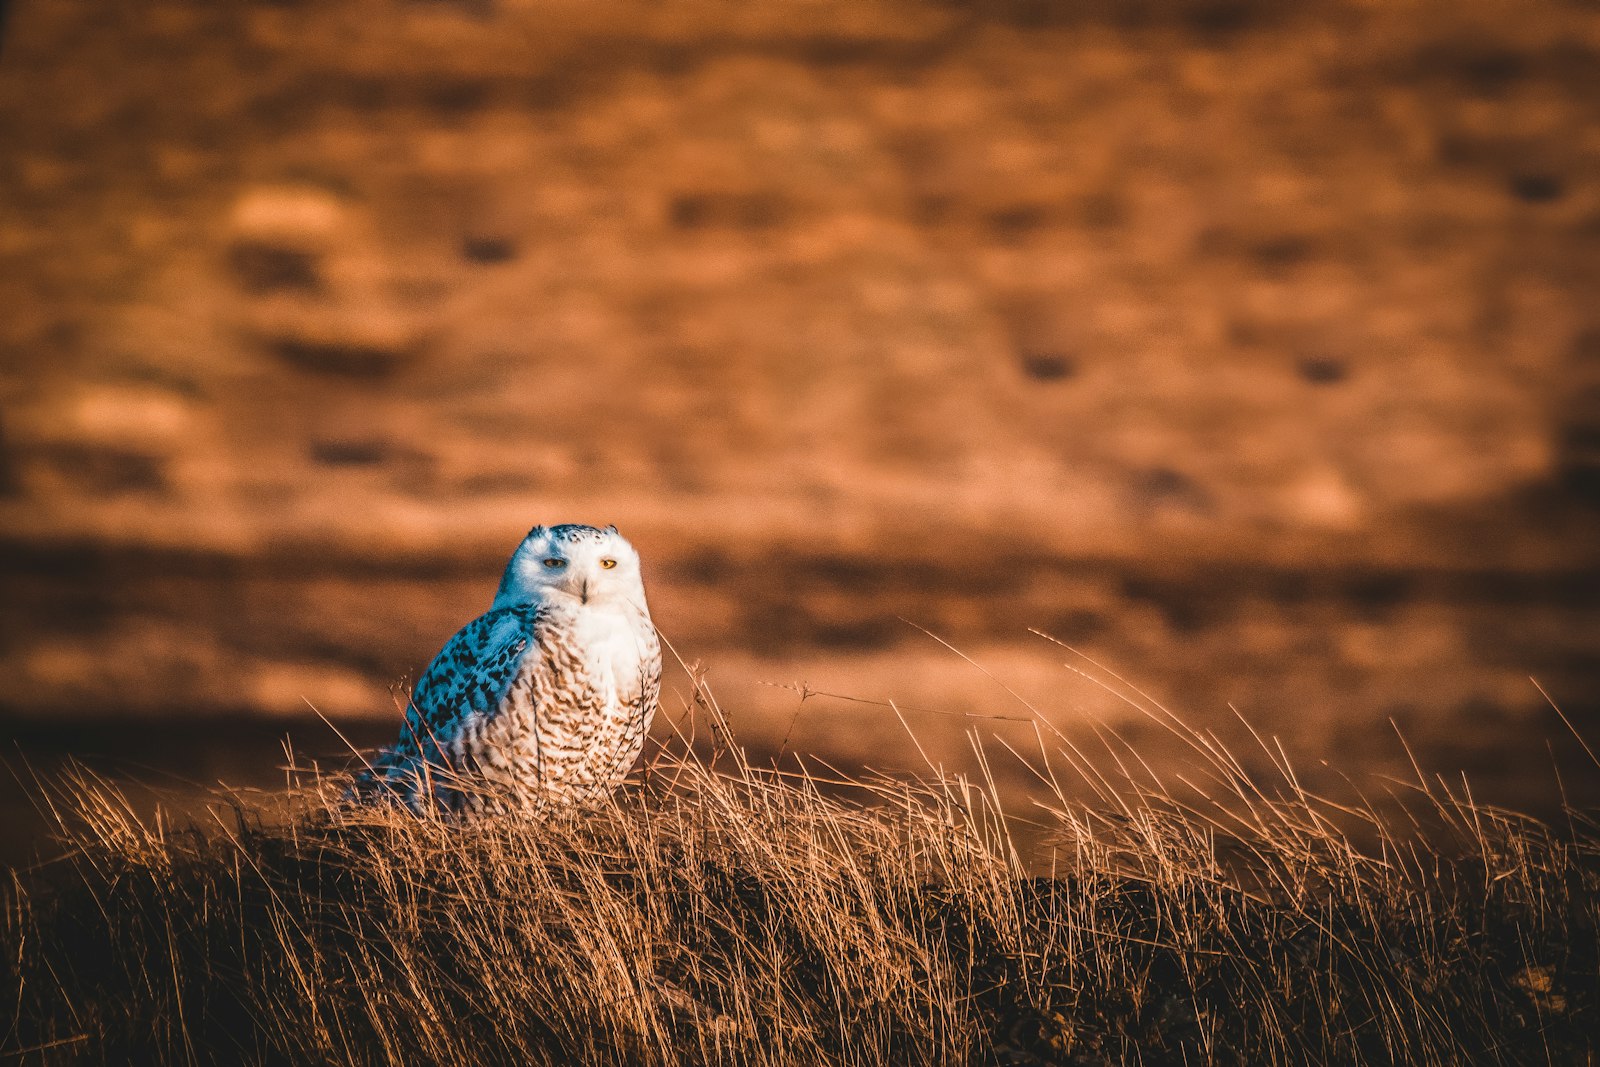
[{"x1": 567, "y1": 601, "x2": 656, "y2": 695}]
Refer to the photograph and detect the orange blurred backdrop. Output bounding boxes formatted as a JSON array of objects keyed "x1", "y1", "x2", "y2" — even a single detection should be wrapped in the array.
[{"x1": 2, "y1": 0, "x2": 1598, "y2": 850}]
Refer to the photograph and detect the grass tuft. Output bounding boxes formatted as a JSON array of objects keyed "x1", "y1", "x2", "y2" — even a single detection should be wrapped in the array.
[{"x1": 4, "y1": 671, "x2": 1598, "y2": 1066}]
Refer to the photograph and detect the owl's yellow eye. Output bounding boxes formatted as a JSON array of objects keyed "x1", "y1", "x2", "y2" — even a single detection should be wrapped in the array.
[
  {"x1": 600, "y1": 558, "x2": 617, "y2": 569},
  {"x1": 542, "y1": 558, "x2": 566, "y2": 569}
]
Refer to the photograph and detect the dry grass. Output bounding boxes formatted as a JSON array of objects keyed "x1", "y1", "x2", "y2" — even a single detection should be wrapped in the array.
[{"x1": 4, "y1": 666, "x2": 1598, "y2": 1066}]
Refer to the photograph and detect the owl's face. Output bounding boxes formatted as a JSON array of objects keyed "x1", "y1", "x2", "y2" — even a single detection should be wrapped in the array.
[{"x1": 493, "y1": 523, "x2": 648, "y2": 613}]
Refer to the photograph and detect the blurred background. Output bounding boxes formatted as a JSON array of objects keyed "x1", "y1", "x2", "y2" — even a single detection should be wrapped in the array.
[{"x1": 3, "y1": 0, "x2": 1599, "y2": 858}]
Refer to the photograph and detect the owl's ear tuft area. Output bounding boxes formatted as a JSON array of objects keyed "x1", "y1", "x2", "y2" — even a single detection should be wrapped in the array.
[
  {"x1": 604, "y1": 524, "x2": 618, "y2": 534},
  {"x1": 526, "y1": 525, "x2": 547, "y2": 539}
]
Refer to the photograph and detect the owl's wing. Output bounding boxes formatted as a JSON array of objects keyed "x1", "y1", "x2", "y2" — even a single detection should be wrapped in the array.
[{"x1": 396, "y1": 604, "x2": 538, "y2": 765}]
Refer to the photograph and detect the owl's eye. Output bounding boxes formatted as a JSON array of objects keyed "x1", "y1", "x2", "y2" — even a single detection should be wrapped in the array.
[
  {"x1": 542, "y1": 558, "x2": 566, "y2": 569},
  {"x1": 600, "y1": 558, "x2": 617, "y2": 569}
]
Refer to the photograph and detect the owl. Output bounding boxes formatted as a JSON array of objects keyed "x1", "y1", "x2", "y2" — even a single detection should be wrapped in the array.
[{"x1": 352, "y1": 523, "x2": 662, "y2": 814}]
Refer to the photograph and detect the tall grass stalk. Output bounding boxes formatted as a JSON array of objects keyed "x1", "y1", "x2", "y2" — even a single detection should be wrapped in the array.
[{"x1": 4, "y1": 664, "x2": 1596, "y2": 1065}]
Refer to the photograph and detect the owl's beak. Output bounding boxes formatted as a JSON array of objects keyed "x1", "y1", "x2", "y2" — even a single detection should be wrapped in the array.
[{"x1": 580, "y1": 575, "x2": 590, "y2": 604}]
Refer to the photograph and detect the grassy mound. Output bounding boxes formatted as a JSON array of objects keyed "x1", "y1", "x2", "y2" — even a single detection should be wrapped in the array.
[{"x1": 5, "y1": 698, "x2": 1598, "y2": 1066}]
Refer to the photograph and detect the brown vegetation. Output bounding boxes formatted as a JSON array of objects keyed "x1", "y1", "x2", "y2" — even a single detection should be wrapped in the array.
[{"x1": 6, "y1": 679, "x2": 1597, "y2": 1065}]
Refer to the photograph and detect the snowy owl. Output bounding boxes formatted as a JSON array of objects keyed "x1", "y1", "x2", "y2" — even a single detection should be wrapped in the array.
[{"x1": 352, "y1": 523, "x2": 662, "y2": 814}]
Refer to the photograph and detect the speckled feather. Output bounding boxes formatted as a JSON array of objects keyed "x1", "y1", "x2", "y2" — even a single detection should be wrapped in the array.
[{"x1": 352, "y1": 524, "x2": 662, "y2": 814}]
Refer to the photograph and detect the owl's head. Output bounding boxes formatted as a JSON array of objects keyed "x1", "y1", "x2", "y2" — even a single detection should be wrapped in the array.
[{"x1": 492, "y1": 523, "x2": 649, "y2": 612}]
